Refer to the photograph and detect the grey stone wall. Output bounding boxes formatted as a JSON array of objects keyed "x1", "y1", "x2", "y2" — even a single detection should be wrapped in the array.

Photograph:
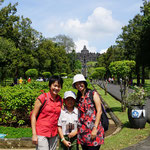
[{"x1": 0, "y1": 138, "x2": 35, "y2": 149}]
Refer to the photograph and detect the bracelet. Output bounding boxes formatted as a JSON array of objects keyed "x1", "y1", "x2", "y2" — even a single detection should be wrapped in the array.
[{"x1": 61, "y1": 138, "x2": 65, "y2": 142}]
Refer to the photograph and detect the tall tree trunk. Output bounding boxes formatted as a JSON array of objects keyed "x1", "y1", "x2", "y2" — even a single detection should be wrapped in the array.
[
  {"x1": 136, "y1": 64, "x2": 140, "y2": 86},
  {"x1": 142, "y1": 65, "x2": 145, "y2": 85}
]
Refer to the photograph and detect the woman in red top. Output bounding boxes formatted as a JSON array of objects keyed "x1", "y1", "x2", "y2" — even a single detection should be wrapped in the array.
[
  {"x1": 31, "y1": 75, "x2": 63, "y2": 150},
  {"x1": 72, "y1": 74, "x2": 104, "y2": 150}
]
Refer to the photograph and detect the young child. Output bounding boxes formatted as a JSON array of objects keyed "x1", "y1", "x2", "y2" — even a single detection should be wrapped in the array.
[{"x1": 58, "y1": 91, "x2": 78, "y2": 150}]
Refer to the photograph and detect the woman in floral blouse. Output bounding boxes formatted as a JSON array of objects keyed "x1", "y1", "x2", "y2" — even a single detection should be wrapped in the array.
[{"x1": 72, "y1": 74, "x2": 104, "y2": 150}]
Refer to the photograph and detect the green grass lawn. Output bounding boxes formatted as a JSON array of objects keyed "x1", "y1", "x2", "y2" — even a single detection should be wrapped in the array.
[
  {"x1": 94, "y1": 84, "x2": 150, "y2": 150},
  {"x1": 144, "y1": 79, "x2": 150, "y2": 96},
  {"x1": 0, "y1": 126, "x2": 32, "y2": 138}
]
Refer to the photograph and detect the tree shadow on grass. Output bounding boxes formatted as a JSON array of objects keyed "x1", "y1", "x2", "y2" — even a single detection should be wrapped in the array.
[
  {"x1": 122, "y1": 121, "x2": 131, "y2": 128},
  {"x1": 109, "y1": 107, "x2": 122, "y2": 112}
]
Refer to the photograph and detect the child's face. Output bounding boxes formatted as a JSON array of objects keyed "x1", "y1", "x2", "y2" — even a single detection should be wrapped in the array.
[{"x1": 64, "y1": 97, "x2": 75, "y2": 108}]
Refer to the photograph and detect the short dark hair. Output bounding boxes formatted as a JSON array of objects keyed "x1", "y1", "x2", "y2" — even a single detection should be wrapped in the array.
[{"x1": 49, "y1": 75, "x2": 63, "y2": 88}]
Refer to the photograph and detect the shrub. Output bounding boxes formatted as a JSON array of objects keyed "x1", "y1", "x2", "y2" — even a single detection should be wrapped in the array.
[
  {"x1": 25, "y1": 69, "x2": 38, "y2": 79},
  {"x1": 60, "y1": 73, "x2": 67, "y2": 77},
  {"x1": 0, "y1": 81, "x2": 48, "y2": 126},
  {"x1": 53, "y1": 72, "x2": 60, "y2": 76},
  {"x1": 42, "y1": 72, "x2": 52, "y2": 78},
  {"x1": 68, "y1": 74, "x2": 73, "y2": 78}
]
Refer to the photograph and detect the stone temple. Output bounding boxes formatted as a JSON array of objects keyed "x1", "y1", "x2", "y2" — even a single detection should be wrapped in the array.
[{"x1": 76, "y1": 45, "x2": 100, "y2": 77}]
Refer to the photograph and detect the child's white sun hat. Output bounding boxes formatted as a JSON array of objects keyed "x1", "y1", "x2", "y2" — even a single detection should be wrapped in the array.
[{"x1": 64, "y1": 91, "x2": 76, "y2": 99}]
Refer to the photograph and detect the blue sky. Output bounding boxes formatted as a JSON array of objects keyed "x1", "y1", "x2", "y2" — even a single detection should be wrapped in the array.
[{"x1": 2, "y1": 0, "x2": 143, "y2": 53}]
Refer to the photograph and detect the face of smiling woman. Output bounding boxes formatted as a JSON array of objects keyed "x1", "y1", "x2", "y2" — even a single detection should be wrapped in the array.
[
  {"x1": 50, "y1": 81, "x2": 61, "y2": 96},
  {"x1": 75, "y1": 81, "x2": 86, "y2": 93}
]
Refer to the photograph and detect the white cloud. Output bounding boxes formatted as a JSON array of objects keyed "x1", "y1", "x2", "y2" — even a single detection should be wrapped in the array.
[
  {"x1": 100, "y1": 48, "x2": 108, "y2": 54},
  {"x1": 60, "y1": 7, "x2": 121, "y2": 40},
  {"x1": 75, "y1": 39, "x2": 97, "y2": 53},
  {"x1": 43, "y1": 6, "x2": 122, "y2": 52}
]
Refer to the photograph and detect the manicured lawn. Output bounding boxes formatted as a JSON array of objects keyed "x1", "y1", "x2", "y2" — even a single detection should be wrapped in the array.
[
  {"x1": 94, "y1": 84, "x2": 150, "y2": 150},
  {"x1": 0, "y1": 126, "x2": 32, "y2": 138},
  {"x1": 144, "y1": 79, "x2": 150, "y2": 96}
]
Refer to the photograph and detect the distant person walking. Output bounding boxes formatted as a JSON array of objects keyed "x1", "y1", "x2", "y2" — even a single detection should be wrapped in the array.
[
  {"x1": 27, "y1": 77, "x2": 31, "y2": 83},
  {"x1": 72, "y1": 74, "x2": 104, "y2": 150},
  {"x1": 19, "y1": 77, "x2": 23, "y2": 84},
  {"x1": 31, "y1": 75, "x2": 63, "y2": 150}
]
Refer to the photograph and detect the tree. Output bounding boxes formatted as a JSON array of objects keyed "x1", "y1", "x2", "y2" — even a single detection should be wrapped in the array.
[
  {"x1": 0, "y1": 2, "x2": 42, "y2": 78},
  {"x1": 36, "y1": 39, "x2": 71, "y2": 74},
  {"x1": 109, "y1": 60, "x2": 136, "y2": 111},
  {"x1": 42, "y1": 72, "x2": 52, "y2": 79},
  {"x1": 90, "y1": 67, "x2": 107, "y2": 94},
  {"x1": 97, "y1": 45, "x2": 123, "y2": 79},
  {"x1": 67, "y1": 49, "x2": 76, "y2": 73},
  {"x1": 25, "y1": 69, "x2": 38, "y2": 79},
  {"x1": 0, "y1": 3, "x2": 20, "y2": 42},
  {"x1": 50, "y1": 34, "x2": 75, "y2": 53},
  {"x1": 116, "y1": 14, "x2": 143, "y2": 85},
  {"x1": 140, "y1": 0, "x2": 150, "y2": 84},
  {"x1": 0, "y1": 37, "x2": 18, "y2": 81}
]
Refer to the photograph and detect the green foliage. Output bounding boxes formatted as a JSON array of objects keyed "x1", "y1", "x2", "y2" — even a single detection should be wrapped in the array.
[
  {"x1": 86, "y1": 61, "x2": 97, "y2": 67},
  {"x1": 67, "y1": 74, "x2": 73, "y2": 78},
  {"x1": 0, "y1": 78, "x2": 93, "y2": 127},
  {"x1": 75, "y1": 60, "x2": 82, "y2": 70},
  {"x1": 25, "y1": 69, "x2": 38, "y2": 78},
  {"x1": 126, "y1": 86, "x2": 147, "y2": 107},
  {"x1": 0, "y1": 2, "x2": 78, "y2": 80},
  {"x1": 60, "y1": 73, "x2": 67, "y2": 77},
  {"x1": 0, "y1": 37, "x2": 18, "y2": 80},
  {"x1": 90, "y1": 71, "x2": 99, "y2": 79},
  {"x1": 0, "y1": 81, "x2": 49, "y2": 126},
  {"x1": 109, "y1": 60, "x2": 136, "y2": 78},
  {"x1": 95, "y1": 67, "x2": 106, "y2": 78},
  {"x1": 90, "y1": 67, "x2": 106, "y2": 79},
  {"x1": 54, "y1": 72, "x2": 60, "y2": 76},
  {"x1": 0, "y1": 126, "x2": 32, "y2": 138},
  {"x1": 42, "y1": 72, "x2": 51, "y2": 78},
  {"x1": 37, "y1": 39, "x2": 70, "y2": 74}
]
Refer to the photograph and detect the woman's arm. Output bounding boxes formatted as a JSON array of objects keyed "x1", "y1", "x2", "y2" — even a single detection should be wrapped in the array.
[
  {"x1": 58, "y1": 126, "x2": 71, "y2": 147},
  {"x1": 31, "y1": 99, "x2": 42, "y2": 145},
  {"x1": 91, "y1": 91, "x2": 102, "y2": 139}
]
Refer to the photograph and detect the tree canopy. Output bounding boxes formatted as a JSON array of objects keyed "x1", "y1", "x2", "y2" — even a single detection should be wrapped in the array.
[{"x1": 0, "y1": 2, "x2": 77, "y2": 81}]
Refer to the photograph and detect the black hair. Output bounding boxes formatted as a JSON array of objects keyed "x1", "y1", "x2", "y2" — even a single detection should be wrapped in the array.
[
  {"x1": 48, "y1": 75, "x2": 63, "y2": 88},
  {"x1": 76, "y1": 81, "x2": 90, "y2": 102}
]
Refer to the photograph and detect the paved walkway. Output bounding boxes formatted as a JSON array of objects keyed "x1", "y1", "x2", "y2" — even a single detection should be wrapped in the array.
[
  {"x1": 97, "y1": 80, "x2": 150, "y2": 150},
  {"x1": 97, "y1": 81, "x2": 133, "y2": 101}
]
